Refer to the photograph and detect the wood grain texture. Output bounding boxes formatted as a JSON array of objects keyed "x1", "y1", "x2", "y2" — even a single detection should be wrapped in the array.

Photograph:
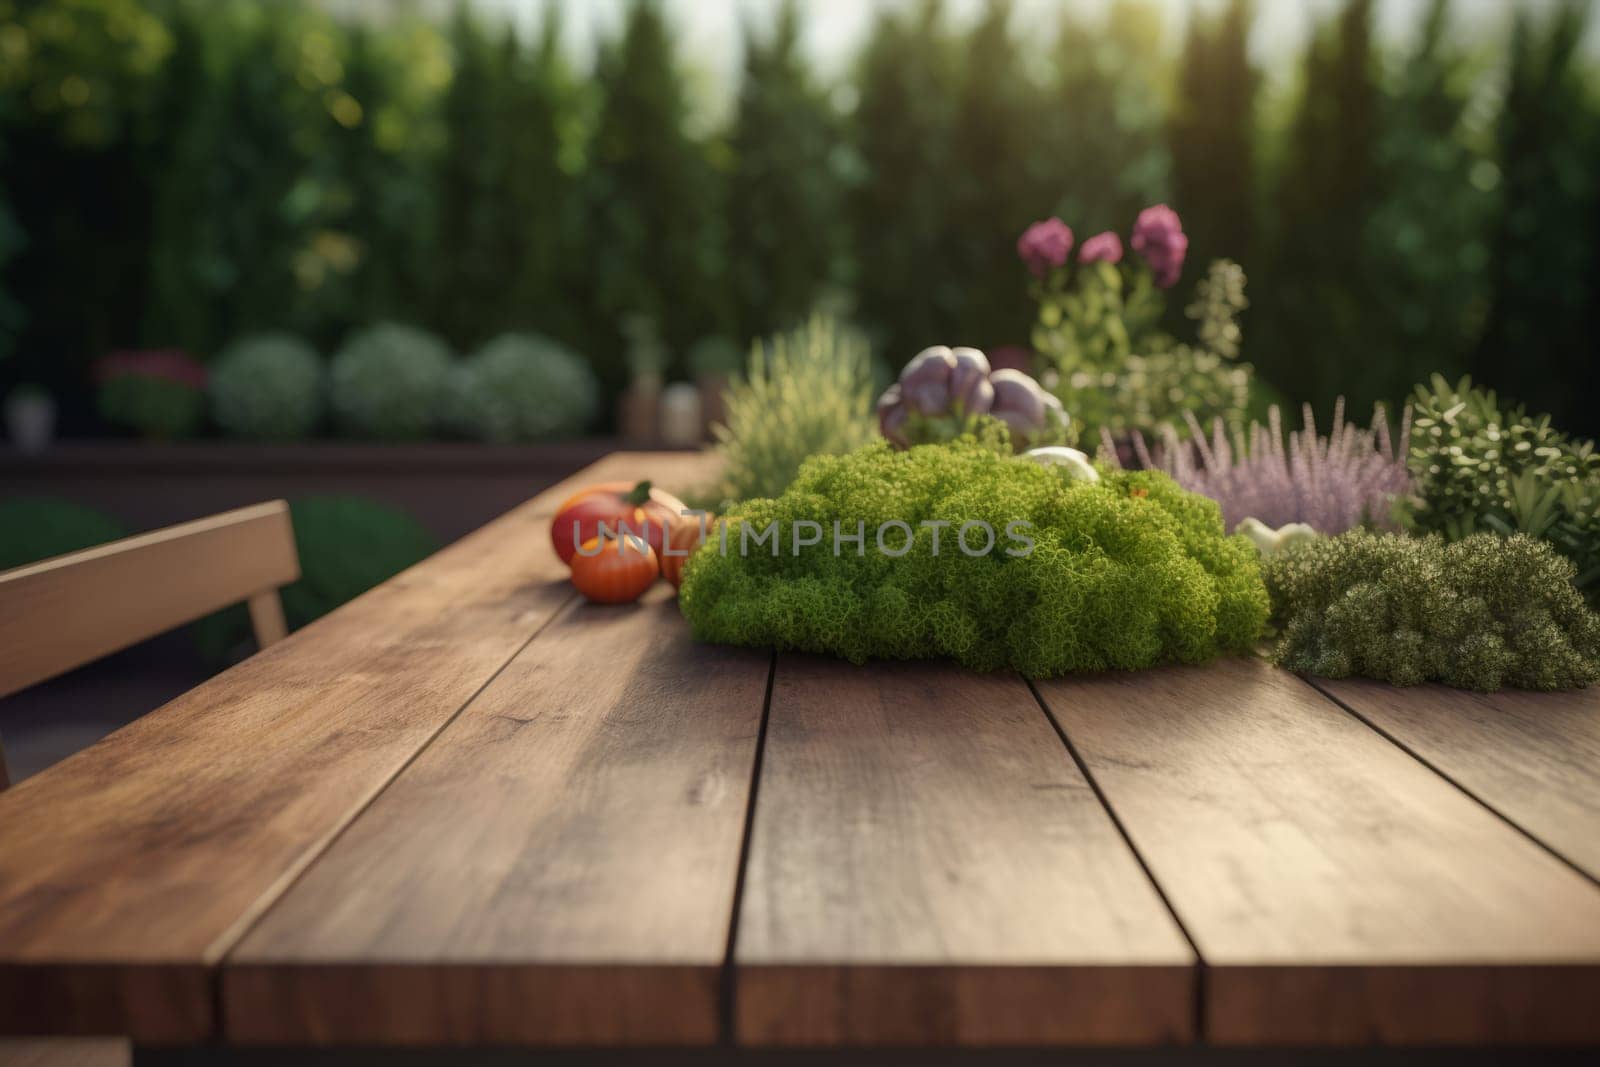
[
  {"x1": 0, "y1": 451, "x2": 719, "y2": 1041},
  {"x1": 0, "y1": 502, "x2": 298, "y2": 699},
  {"x1": 1036, "y1": 656, "x2": 1600, "y2": 1046},
  {"x1": 735, "y1": 657, "x2": 1195, "y2": 1047},
  {"x1": 224, "y1": 586, "x2": 769, "y2": 1046},
  {"x1": 1316, "y1": 677, "x2": 1600, "y2": 883}
]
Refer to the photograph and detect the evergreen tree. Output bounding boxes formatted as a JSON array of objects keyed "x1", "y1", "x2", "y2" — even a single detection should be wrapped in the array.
[
  {"x1": 1043, "y1": 0, "x2": 1171, "y2": 234},
  {"x1": 584, "y1": 0, "x2": 728, "y2": 391},
  {"x1": 1363, "y1": 0, "x2": 1494, "y2": 410},
  {"x1": 725, "y1": 0, "x2": 845, "y2": 346},
  {"x1": 503, "y1": 11, "x2": 586, "y2": 348},
  {"x1": 945, "y1": 0, "x2": 1051, "y2": 351},
  {"x1": 1169, "y1": 0, "x2": 1256, "y2": 272},
  {"x1": 1473, "y1": 2, "x2": 1598, "y2": 435},
  {"x1": 1253, "y1": 0, "x2": 1379, "y2": 414},
  {"x1": 143, "y1": 0, "x2": 332, "y2": 356},
  {"x1": 428, "y1": 6, "x2": 515, "y2": 350},
  {"x1": 305, "y1": 21, "x2": 444, "y2": 341},
  {"x1": 849, "y1": 0, "x2": 963, "y2": 365}
]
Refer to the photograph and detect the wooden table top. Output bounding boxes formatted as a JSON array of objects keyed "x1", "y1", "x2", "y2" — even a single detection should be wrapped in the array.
[{"x1": 2, "y1": 451, "x2": 1599, "y2": 1050}]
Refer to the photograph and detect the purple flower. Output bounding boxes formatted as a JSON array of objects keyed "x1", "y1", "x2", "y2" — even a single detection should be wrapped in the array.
[
  {"x1": 1078, "y1": 231, "x2": 1123, "y2": 264},
  {"x1": 1130, "y1": 204, "x2": 1188, "y2": 288},
  {"x1": 1016, "y1": 218, "x2": 1074, "y2": 277}
]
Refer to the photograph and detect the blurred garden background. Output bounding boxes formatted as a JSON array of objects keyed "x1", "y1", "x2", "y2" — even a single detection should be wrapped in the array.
[{"x1": 2, "y1": 0, "x2": 1599, "y2": 775}]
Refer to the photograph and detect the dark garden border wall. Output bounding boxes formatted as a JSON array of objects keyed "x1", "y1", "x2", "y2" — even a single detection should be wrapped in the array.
[{"x1": 0, "y1": 440, "x2": 671, "y2": 545}]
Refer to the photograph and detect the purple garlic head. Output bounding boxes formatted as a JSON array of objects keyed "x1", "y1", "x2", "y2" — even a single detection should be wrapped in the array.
[
  {"x1": 948, "y1": 347, "x2": 994, "y2": 416},
  {"x1": 898, "y1": 346, "x2": 957, "y2": 415}
]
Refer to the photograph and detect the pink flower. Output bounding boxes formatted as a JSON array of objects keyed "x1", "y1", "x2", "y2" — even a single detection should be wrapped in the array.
[
  {"x1": 1130, "y1": 204, "x2": 1188, "y2": 288},
  {"x1": 94, "y1": 349, "x2": 207, "y2": 389},
  {"x1": 1016, "y1": 217, "x2": 1074, "y2": 277},
  {"x1": 1078, "y1": 231, "x2": 1123, "y2": 264}
]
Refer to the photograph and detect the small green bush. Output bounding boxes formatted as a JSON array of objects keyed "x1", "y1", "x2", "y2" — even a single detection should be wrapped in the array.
[
  {"x1": 679, "y1": 435, "x2": 1268, "y2": 676},
  {"x1": 1399, "y1": 375, "x2": 1600, "y2": 606},
  {"x1": 209, "y1": 333, "x2": 325, "y2": 441},
  {"x1": 330, "y1": 323, "x2": 453, "y2": 440},
  {"x1": 1265, "y1": 530, "x2": 1600, "y2": 692},
  {"x1": 98, "y1": 376, "x2": 204, "y2": 439},
  {"x1": 445, "y1": 333, "x2": 599, "y2": 443},
  {"x1": 0, "y1": 498, "x2": 126, "y2": 571},
  {"x1": 194, "y1": 495, "x2": 439, "y2": 661},
  {"x1": 714, "y1": 313, "x2": 877, "y2": 504}
]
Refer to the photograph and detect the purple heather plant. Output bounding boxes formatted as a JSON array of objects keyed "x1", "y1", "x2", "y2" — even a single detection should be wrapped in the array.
[
  {"x1": 1078, "y1": 231, "x2": 1123, "y2": 264},
  {"x1": 1107, "y1": 398, "x2": 1412, "y2": 535},
  {"x1": 1130, "y1": 204, "x2": 1188, "y2": 288},
  {"x1": 1016, "y1": 217, "x2": 1074, "y2": 277}
]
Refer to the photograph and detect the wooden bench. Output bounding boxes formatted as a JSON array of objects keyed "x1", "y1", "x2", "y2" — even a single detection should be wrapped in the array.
[{"x1": 1, "y1": 452, "x2": 1597, "y2": 1064}]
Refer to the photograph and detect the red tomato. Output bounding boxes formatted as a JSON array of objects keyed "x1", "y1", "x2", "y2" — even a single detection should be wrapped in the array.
[
  {"x1": 569, "y1": 536, "x2": 658, "y2": 604},
  {"x1": 661, "y1": 514, "x2": 713, "y2": 589},
  {"x1": 550, "y1": 480, "x2": 687, "y2": 566}
]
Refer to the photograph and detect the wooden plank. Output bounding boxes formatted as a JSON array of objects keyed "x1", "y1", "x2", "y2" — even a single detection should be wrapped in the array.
[
  {"x1": 1035, "y1": 657, "x2": 1600, "y2": 1046},
  {"x1": 0, "y1": 451, "x2": 716, "y2": 1041},
  {"x1": 735, "y1": 657, "x2": 1195, "y2": 1047},
  {"x1": 0, "y1": 501, "x2": 298, "y2": 698},
  {"x1": 1316, "y1": 678, "x2": 1600, "y2": 884},
  {"x1": 224, "y1": 586, "x2": 769, "y2": 1046}
]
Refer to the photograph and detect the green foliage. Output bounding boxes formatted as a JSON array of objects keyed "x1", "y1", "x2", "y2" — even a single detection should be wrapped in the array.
[
  {"x1": 849, "y1": 2, "x2": 961, "y2": 361},
  {"x1": 1265, "y1": 530, "x2": 1600, "y2": 691},
  {"x1": 445, "y1": 332, "x2": 598, "y2": 443},
  {"x1": 143, "y1": 0, "x2": 348, "y2": 356},
  {"x1": 97, "y1": 373, "x2": 203, "y2": 439},
  {"x1": 1472, "y1": 3, "x2": 1599, "y2": 436},
  {"x1": 679, "y1": 437, "x2": 1268, "y2": 676},
  {"x1": 1362, "y1": 0, "x2": 1493, "y2": 407},
  {"x1": 194, "y1": 495, "x2": 438, "y2": 661},
  {"x1": 714, "y1": 314, "x2": 876, "y2": 504},
  {"x1": 0, "y1": 497, "x2": 126, "y2": 571},
  {"x1": 209, "y1": 332, "x2": 324, "y2": 441},
  {"x1": 329, "y1": 322, "x2": 452, "y2": 440},
  {"x1": 1254, "y1": 0, "x2": 1380, "y2": 416},
  {"x1": 1045, "y1": 2, "x2": 1172, "y2": 230},
  {"x1": 429, "y1": 8, "x2": 581, "y2": 352},
  {"x1": 1399, "y1": 375, "x2": 1600, "y2": 605},
  {"x1": 1044, "y1": 259, "x2": 1255, "y2": 441},
  {"x1": 725, "y1": 0, "x2": 845, "y2": 344},
  {"x1": 584, "y1": 1, "x2": 726, "y2": 390},
  {"x1": 0, "y1": 0, "x2": 173, "y2": 148},
  {"x1": 942, "y1": 0, "x2": 1049, "y2": 349},
  {"x1": 1170, "y1": 0, "x2": 1257, "y2": 278}
]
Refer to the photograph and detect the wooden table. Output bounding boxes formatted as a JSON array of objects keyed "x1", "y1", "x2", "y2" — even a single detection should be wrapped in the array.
[{"x1": 3, "y1": 451, "x2": 1599, "y2": 1065}]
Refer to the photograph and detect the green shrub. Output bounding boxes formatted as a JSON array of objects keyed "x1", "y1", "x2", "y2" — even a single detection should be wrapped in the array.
[
  {"x1": 194, "y1": 495, "x2": 439, "y2": 661},
  {"x1": 1400, "y1": 375, "x2": 1600, "y2": 606},
  {"x1": 1043, "y1": 259, "x2": 1257, "y2": 442},
  {"x1": 445, "y1": 333, "x2": 599, "y2": 443},
  {"x1": 0, "y1": 498, "x2": 126, "y2": 572},
  {"x1": 1265, "y1": 530, "x2": 1600, "y2": 692},
  {"x1": 209, "y1": 333, "x2": 325, "y2": 441},
  {"x1": 97, "y1": 377, "x2": 203, "y2": 439},
  {"x1": 679, "y1": 435, "x2": 1268, "y2": 676},
  {"x1": 713, "y1": 313, "x2": 877, "y2": 504},
  {"x1": 329, "y1": 323, "x2": 453, "y2": 440}
]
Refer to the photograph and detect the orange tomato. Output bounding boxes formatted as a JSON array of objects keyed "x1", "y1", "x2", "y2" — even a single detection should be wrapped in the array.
[
  {"x1": 569, "y1": 535, "x2": 659, "y2": 604},
  {"x1": 661, "y1": 514, "x2": 713, "y2": 589}
]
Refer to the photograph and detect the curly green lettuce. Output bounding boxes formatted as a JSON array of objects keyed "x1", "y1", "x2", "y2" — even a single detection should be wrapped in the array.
[
  {"x1": 678, "y1": 437, "x2": 1268, "y2": 676},
  {"x1": 1265, "y1": 530, "x2": 1600, "y2": 691}
]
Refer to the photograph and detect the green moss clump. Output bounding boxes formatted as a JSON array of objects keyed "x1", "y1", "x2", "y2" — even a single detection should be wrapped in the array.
[
  {"x1": 1265, "y1": 530, "x2": 1600, "y2": 692},
  {"x1": 678, "y1": 436, "x2": 1268, "y2": 676}
]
